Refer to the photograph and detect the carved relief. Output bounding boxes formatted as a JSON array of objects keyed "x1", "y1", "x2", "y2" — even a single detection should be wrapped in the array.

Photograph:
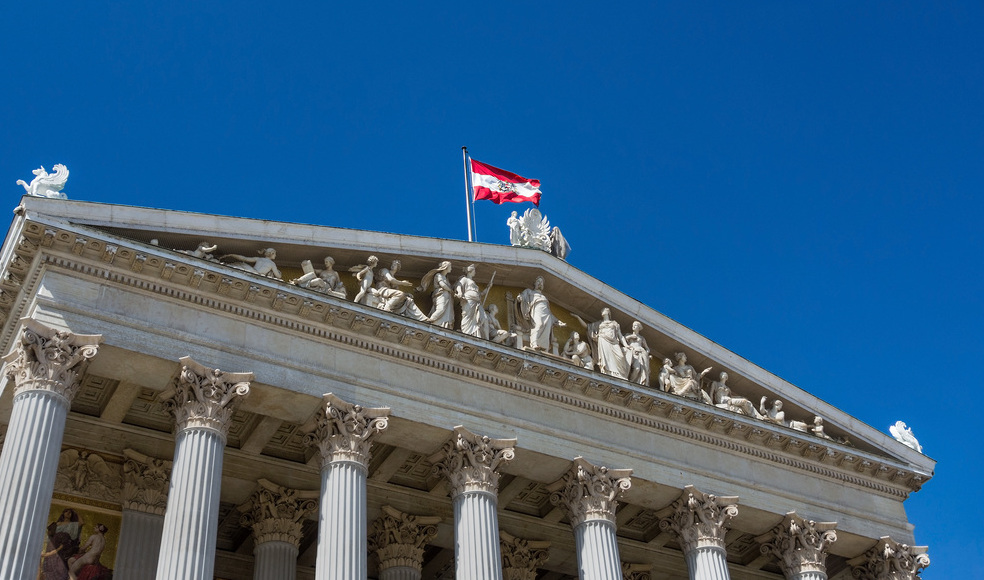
[
  {"x1": 500, "y1": 531, "x2": 550, "y2": 580},
  {"x1": 1, "y1": 318, "x2": 101, "y2": 402},
  {"x1": 759, "y1": 512, "x2": 838, "y2": 578},
  {"x1": 238, "y1": 479, "x2": 318, "y2": 548},
  {"x1": 54, "y1": 449, "x2": 122, "y2": 503},
  {"x1": 429, "y1": 425, "x2": 516, "y2": 498},
  {"x1": 658, "y1": 485, "x2": 738, "y2": 554},
  {"x1": 548, "y1": 457, "x2": 632, "y2": 527},
  {"x1": 304, "y1": 393, "x2": 390, "y2": 467},
  {"x1": 121, "y1": 449, "x2": 172, "y2": 515},
  {"x1": 849, "y1": 536, "x2": 930, "y2": 580},
  {"x1": 161, "y1": 357, "x2": 252, "y2": 441},
  {"x1": 368, "y1": 505, "x2": 440, "y2": 573}
]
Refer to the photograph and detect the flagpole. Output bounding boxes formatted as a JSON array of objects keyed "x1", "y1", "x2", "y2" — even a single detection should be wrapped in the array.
[{"x1": 462, "y1": 146, "x2": 474, "y2": 242}]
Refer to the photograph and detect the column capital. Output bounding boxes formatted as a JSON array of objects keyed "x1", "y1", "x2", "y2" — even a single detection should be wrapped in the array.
[
  {"x1": 368, "y1": 505, "x2": 441, "y2": 573},
  {"x1": 238, "y1": 479, "x2": 318, "y2": 548},
  {"x1": 548, "y1": 456, "x2": 632, "y2": 528},
  {"x1": 621, "y1": 562, "x2": 653, "y2": 580},
  {"x1": 305, "y1": 393, "x2": 390, "y2": 467},
  {"x1": 122, "y1": 449, "x2": 173, "y2": 515},
  {"x1": 429, "y1": 425, "x2": 516, "y2": 498},
  {"x1": 759, "y1": 512, "x2": 837, "y2": 578},
  {"x1": 500, "y1": 531, "x2": 550, "y2": 580},
  {"x1": 162, "y1": 356, "x2": 252, "y2": 441},
  {"x1": 848, "y1": 537, "x2": 930, "y2": 580},
  {"x1": 1, "y1": 318, "x2": 101, "y2": 402},
  {"x1": 658, "y1": 485, "x2": 738, "y2": 554}
]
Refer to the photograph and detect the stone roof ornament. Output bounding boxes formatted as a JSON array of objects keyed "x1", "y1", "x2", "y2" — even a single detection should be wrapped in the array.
[
  {"x1": 889, "y1": 421, "x2": 923, "y2": 453},
  {"x1": 507, "y1": 208, "x2": 571, "y2": 260},
  {"x1": 17, "y1": 164, "x2": 69, "y2": 199}
]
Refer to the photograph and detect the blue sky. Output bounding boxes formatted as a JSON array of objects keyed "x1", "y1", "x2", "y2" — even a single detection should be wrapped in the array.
[{"x1": 4, "y1": 2, "x2": 981, "y2": 577}]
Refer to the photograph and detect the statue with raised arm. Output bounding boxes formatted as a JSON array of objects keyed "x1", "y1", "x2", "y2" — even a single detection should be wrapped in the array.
[
  {"x1": 349, "y1": 255, "x2": 379, "y2": 305},
  {"x1": 889, "y1": 420, "x2": 923, "y2": 453},
  {"x1": 420, "y1": 260, "x2": 455, "y2": 329},
  {"x1": 709, "y1": 372, "x2": 764, "y2": 418},
  {"x1": 372, "y1": 259, "x2": 428, "y2": 321},
  {"x1": 177, "y1": 241, "x2": 219, "y2": 262},
  {"x1": 220, "y1": 248, "x2": 283, "y2": 280},
  {"x1": 515, "y1": 276, "x2": 565, "y2": 353},
  {"x1": 292, "y1": 256, "x2": 347, "y2": 299},
  {"x1": 17, "y1": 164, "x2": 69, "y2": 199},
  {"x1": 759, "y1": 397, "x2": 786, "y2": 426},
  {"x1": 454, "y1": 264, "x2": 491, "y2": 337},
  {"x1": 667, "y1": 352, "x2": 712, "y2": 402},
  {"x1": 623, "y1": 321, "x2": 651, "y2": 386}
]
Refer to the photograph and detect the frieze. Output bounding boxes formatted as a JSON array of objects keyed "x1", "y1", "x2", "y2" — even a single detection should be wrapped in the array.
[{"x1": 4, "y1": 220, "x2": 929, "y2": 498}]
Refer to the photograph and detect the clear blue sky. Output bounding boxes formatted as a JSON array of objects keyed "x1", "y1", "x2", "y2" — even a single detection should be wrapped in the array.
[{"x1": 4, "y1": 2, "x2": 981, "y2": 577}]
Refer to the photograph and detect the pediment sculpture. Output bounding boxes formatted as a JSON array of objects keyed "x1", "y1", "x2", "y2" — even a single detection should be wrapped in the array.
[
  {"x1": 507, "y1": 208, "x2": 571, "y2": 260},
  {"x1": 17, "y1": 164, "x2": 69, "y2": 199}
]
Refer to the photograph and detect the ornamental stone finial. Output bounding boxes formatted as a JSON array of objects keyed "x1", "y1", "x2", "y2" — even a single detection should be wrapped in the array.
[
  {"x1": 658, "y1": 485, "x2": 739, "y2": 554},
  {"x1": 548, "y1": 456, "x2": 632, "y2": 528},
  {"x1": 759, "y1": 512, "x2": 838, "y2": 578},
  {"x1": 121, "y1": 449, "x2": 173, "y2": 515},
  {"x1": 161, "y1": 357, "x2": 252, "y2": 441},
  {"x1": 238, "y1": 479, "x2": 319, "y2": 548},
  {"x1": 429, "y1": 425, "x2": 516, "y2": 498},
  {"x1": 368, "y1": 505, "x2": 441, "y2": 572},
  {"x1": 304, "y1": 393, "x2": 390, "y2": 468},
  {"x1": 849, "y1": 537, "x2": 930, "y2": 580},
  {"x1": 16, "y1": 164, "x2": 69, "y2": 199},
  {"x1": 1, "y1": 318, "x2": 101, "y2": 402},
  {"x1": 500, "y1": 531, "x2": 550, "y2": 580}
]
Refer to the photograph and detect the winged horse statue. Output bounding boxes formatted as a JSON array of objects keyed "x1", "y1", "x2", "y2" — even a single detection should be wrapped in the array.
[{"x1": 17, "y1": 164, "x2": 69, "y2": 199}]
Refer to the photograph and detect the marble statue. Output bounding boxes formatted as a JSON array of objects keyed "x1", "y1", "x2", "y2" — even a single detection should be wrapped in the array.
[
  {"x1": 454, "y1": 264, "x2": 491, "y2": 338},
  {"x1": 657, "y1": 358, "x2": 675, "y2": 392},
  {"x1": 516, "y1": 208, "x2": 552, "y2": 252},
  {"x1": 420, "y1": 261, "x2": 455, "y2": 329},
  {"x1": 589, "y1": 308, "x2": 630, "y2": 379},
  {"x1": 349, "y1": 255, "x2": 379, "y2": 305},
  {"x1": 709, "y1": 372, "x2": 763, "y2": 418},
  {"x1": 507, "y1": 211, "x2": 523, "y2": 246},
  {"x1": 889, "y1": 421, "x2": 923, "y2": 453},
  {"x1": 17, "y1": 164, "x2": 69, "y2": 199},
  {"x1": 291, "y1": 256, "x2": 347, "y2": 299},
  {"x1": 220, "y1": 248, "x2": 283, "y2": 280},
  {"x1": 666, "y1": 352, "x2": 712, "y2": 403},
  {"x1": 549, "y1": 226, "x2": 571, "y2": 260},
  {"x1": 371, "y1": 259, "x2": 428, "y2": 321},
  {"x1": 177, "y1": 242, "x2": 219, "y2": 262},
  {"x1": 563, "y1": 331, "x2": 594, "y2": 370},
  {"x1": 482, "y1": 303, "x2": 515, "y2": 345},
  {"x1": 515, "y1": 276, "x2": 565, "y2": 353},
  {"x1": 811, "y1": 416, "x2": 832, "y2": 440},
  {"x1": 623, "y1": 321, "x2": 651, "y2": 386},
  {"x1": 759, "y1": 397, "x2": 785, "y2": 426}
]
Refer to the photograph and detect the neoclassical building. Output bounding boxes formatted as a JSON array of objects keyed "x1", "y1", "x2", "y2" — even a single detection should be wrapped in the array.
[{"x1": 0, "y1": 197, "x2": 933, "y2": 580}]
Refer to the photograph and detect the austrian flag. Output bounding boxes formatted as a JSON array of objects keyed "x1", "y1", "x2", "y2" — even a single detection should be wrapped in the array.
[{"x1": 470, "y1": 159, "x2": 542, "y2": 206}]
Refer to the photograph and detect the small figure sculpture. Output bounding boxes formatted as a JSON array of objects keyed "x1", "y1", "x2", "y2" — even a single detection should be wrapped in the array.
[
  {"x1": 220, "y1": 248, "x2": 283, "y2": 280},
  {"x1": 454, "y1": 264, "x2": 492, "y2": 338},
  {"x1": 549, "y1": 226, "x2": 571, "y2": 260},
  {"x1": 563, "y1": 331, "x2": 594, "y2": 370},
  {"x1": 349, "y1": 255, "x2": 379, "y2": 304},
  {"x1": 17, "y1": 164, "x2": 69, "y2": 199},
  {"x1": 759, "y1": 397, "x2": 786, "y2": 426},
  {"x1": 666, "y1": 352, "x2": 712, "y2": 403},
  {"x1": 889, "y1": 421, "x2": 923, "y2": 453},
  {"x1": 657, "y1": 358, "x2": 675, "y2": 392},
  {"x1": 515, "y1": 276, "x2": 565, "y2": 353},
  {"x1": 709, "y1": 372, "x2": 764, "y2": 418},
  {"x1": 177, "y1": 241, "x2": 219, "y2": 262},
  {"x1": 420, "y1": 261, "x2": 455, "y2": 329},
  {"x1": 507, "y1": 211, "x2": 523, "y2": 246},
  {"x1": 291, "y1": 257, "x2": 347, "y2": 299},
  {"x1": 482, "y1": 303, "x2": 516, "y2": 345},
  {"x1": 623, "y1": 321, "x2": 651, "y2": 386},
  {"x1": 372, "y1": 260, "x2": 428, "y2": 321},
  {"x1": 811, "y1": 416, "x2": 832, "y2": 440}
]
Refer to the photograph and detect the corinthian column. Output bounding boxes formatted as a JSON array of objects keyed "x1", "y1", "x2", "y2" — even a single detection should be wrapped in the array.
[
  {"x1": 0, "y1": 319, "x2": 100, "y2": 580},
  {"x1": 239, "y1": 479, "x2": 319, "y2": 580},
  {"x1": 500, "y1": 531, "x2": 550, "y2": 580},
  {"x1": 114, "y1": 449, "x2": 172, "y2": 579},
  {"x1": 548, "y1": 457, "x2": 632, "y2": 580},
  {"x1": 848, "y1": 537, "x2": 930, "y2": 580},
  {"x1": 368, "y1": 505, "x2": 441, "y2": 580},
  {"x1": 430, "y1": 425, "x2": 516, "y2": 580},
  {"x1": 760, "y1": 512, "x2": 837, "y2": 580},
  {"x1": 305, "y1": 393, "x2": 389, "y2": 580},
  {"x1": 155, "y1": 357, "x2": 252, "y2": 580},
  {"x1": 658, "y1": 486, "x2": 738, "y2": 580}
]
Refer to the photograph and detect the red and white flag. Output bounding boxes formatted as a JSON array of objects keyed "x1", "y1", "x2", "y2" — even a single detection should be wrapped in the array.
[{"x1": 470, "y1": 159, "x2": 541, "y2": 206}]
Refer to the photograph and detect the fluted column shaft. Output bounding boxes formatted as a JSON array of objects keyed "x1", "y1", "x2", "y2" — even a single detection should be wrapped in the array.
[
  {"x1": 574, "y1": 519, "x2": 622, "y2": 580},
  {"x1": 254, "y1": 541, "x2": 299, "y2": 580},
  {"x1": 380, "y1": 567, "x2": 420, "y2": 580},
  {"x1": 660, "y1": 486, "x2": 738, "y2": 580},
  {"x1": 0, "y1": 320, "x2": 100, "y2": 580},
  {"x1": 306, "y1": 393, "x2": 389, "y2": 580},
  {"x1": 154, "y1": 357, "x2": 252, "y2": 580},
  {"x1": 686, "y1": 545, "x2": 731, "y2": 580},
  {"x1": 114, "y1": 509, "x2": 165, "y2": 580}
]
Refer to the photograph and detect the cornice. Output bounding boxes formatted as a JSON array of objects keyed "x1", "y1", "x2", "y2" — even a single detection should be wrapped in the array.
[{"x1": 3, "y1": 219, "x2": 930, "y2": 499}]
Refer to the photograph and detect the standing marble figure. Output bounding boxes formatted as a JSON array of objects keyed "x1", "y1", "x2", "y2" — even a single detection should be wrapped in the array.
[
  {"x1": 516, "y1": 276, "x2": 565, "y2": 352},
  {"x1": 454, "y1": 264, "x2": 490, "y2": 338},
  {"x1": 421, "y1": 261, "x2": 455, "y2": 329}
]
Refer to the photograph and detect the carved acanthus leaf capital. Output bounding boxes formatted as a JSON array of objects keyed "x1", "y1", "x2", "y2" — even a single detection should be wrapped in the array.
[
  {"x1": 368, "y1": 505, "x2": 441, "y2": 572},
  {"x1": 548, "y1": 456, "x2": 632, "y2": 528},
  {"x1": 500, "y1": 531, "x2": 550, "y2": 580},
  {"x1": 304, "y1": 393, "x2": 390, "y2": 467},
  {"x1": 622, "y1": 562, "x2": 653, "y2": 580},
  {"x1": 429, "y1": 425, "x2": 516, "y2": 498},
  {"x1": 759, "y1": 512, "x2": 838, "y2": 577},
  {"x1": 658, "y1": 485, "x2": 739, "y2": 554},
  {"x1": 238, "y1": 479, "x2": 318, "y2": 548},
  {"x1": 122, "y1": 449, "x2": 172, "y2": 515},
  {"x1": 849, "y1": 537, "x2": 930, "y2": 580},
  {"x1": 2, "y1": 318, "x2": 101, "y2": 402},
  {"x1": 161, "y1": 357, "x2": 252, "y2": 441}
]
